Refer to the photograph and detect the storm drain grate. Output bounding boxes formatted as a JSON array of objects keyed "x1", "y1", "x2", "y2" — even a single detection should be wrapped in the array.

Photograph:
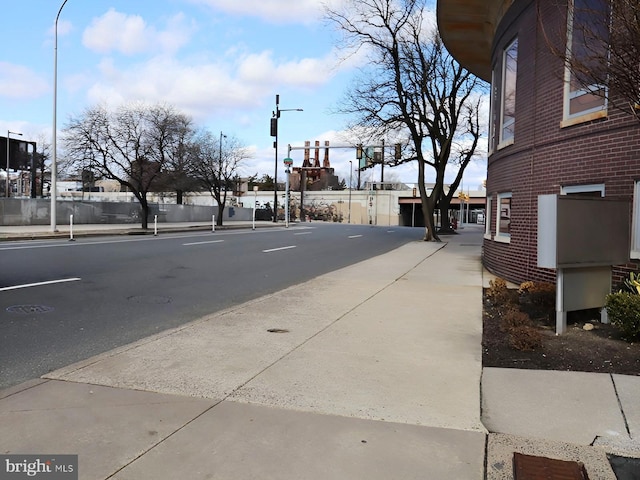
[
  {"x1": 6, "y1": 305, "x2": 55, "y2": 315},
  {"x1": 513, "y1": 453, "x2": 590, "y2": 480},
  {"x1": 607, "y1": 454, "x2": 640, "y2": 480}
]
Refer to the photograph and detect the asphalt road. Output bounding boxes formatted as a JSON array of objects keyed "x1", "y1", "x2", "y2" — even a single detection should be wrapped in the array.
[{"x1": 0, "y1": 223, "x2": 422, "y2": 389}]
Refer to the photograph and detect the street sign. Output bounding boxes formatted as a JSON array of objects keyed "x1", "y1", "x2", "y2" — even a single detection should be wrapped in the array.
[{"x1": 283, "y1": 158, "x2": 294, "y2": 166}]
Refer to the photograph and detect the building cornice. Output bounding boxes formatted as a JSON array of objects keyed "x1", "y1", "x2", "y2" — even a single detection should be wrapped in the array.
[{"x1": 436, "y1": 0, "x2": 513, "y2": 82}]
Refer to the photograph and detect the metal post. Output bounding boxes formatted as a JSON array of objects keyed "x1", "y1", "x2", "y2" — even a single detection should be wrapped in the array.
[
  {"x1": 348, "y1": 160, "x2": 352, "y2": 224},
  {"x1": 253, "y1": 186, "x2": 258, "y2": 230},
  {"x1": 380, "y1": 139, "x2": 385, "y2": 184},
  {"x1": 284, "y1": 171, "x2": 289, "y2": 228},
  {"x1": 212, "y1": 215, "x2": 215, "y2": 232},
  {"x1": 300, "y1": 169, "x2": 306, "y2": 221},
  {"x1": 271, "y1": 95, "x2": 302, "y2": 223},
  {"x1": 154, "y1": 215, "x2": 158, "y2": 236},
  {"x1": 69, "y1": 214, "x2": 74, "y2": 241},
  {"x1": 556, "y1": 268, "x2": 567, "y2": 335}
]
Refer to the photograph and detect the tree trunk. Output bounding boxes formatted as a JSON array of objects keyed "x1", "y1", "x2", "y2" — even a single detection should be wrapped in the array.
[
  {"x1": 422, "y1": 203, "x2": 438, "y2": 241},
  {"x1": 216, "y1": 203, "x2": 224, "y2": 226},
  {"x1": 140, "y1": 197, "x2": 149, "y2": 229},
  {"x1": 176, "y1": 190, "x2": 183, "y2": 205},
  {"x1": 417, "y1": 157, "x2": 440, "y2": 242}
]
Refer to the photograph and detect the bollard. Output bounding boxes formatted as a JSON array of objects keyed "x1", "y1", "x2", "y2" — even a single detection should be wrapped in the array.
[
  {"x1": 212, "y1": 215, "x2": 215, "y2": 232},
  {"x1": 69, "y1": 214, "x2": 75, "y2": 242},
  {"x1": 154, "y1": 215, "x2": 158, "y2": 236}
]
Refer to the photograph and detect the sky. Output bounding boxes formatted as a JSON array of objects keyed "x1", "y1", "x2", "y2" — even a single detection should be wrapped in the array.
[{"x1": 0, "y1": 0, "x2": 488, "y2": 190}]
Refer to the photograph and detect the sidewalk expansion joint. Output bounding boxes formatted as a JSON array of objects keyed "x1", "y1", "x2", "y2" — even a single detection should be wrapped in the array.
[
  {"x1": 610, "y1": 373, "x2": 632, "y2": 438},
  {"x1": 104, "y1": 399, "x2": 224, "y2": 480}
]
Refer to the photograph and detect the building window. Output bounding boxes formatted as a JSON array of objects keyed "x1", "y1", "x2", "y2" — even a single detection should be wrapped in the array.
[
  {"x1": 563, "y1": 0, "x2": 609, "y2": 122},
  {"x1": 499, "y1": 38, "x2": 518, "y2": 147},
  {"x1": 485, "y1": 195, "x2": 492, "y2": 239},
  {"x1": 489, "y1": 67, "x2": 498, "y2": 154},
  {"x1": 496, "y1": 192, "x2": 512, "y2": 242}
]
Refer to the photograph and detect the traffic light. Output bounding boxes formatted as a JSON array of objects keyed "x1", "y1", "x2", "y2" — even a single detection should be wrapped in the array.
[
  {"x1": 356, "y1": 144, "x2": 363, "y2": 159},
  {"x1": 270, "y1": 117, "x2": 277, "y2": 137},
  {"x1": 394, "y1": 143, "x2": 401, "y2": 160}
]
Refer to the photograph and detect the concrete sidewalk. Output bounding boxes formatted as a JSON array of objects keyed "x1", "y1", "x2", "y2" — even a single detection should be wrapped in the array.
[{"x1": 0, "y1": 224, "x2": 638, "y2": 479}]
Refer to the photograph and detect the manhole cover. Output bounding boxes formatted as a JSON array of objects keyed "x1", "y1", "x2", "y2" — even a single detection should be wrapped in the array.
[
  {"x1": 6, "y1": 305, "x2": 55, "y2": 315},
  {"x1": 513, "y1": 453, "x2": 589, "y2": 479},
  {"x1": 267, "y1": 328, "x2": 290, "y2": 333},
  {"x1": 127, "y1": 295, "x2": 172, "y2": 305}
]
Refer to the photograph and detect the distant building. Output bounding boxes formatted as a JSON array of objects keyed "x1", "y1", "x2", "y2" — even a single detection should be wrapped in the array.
[{"x1": 290, "y1": 141, "x2": 340, "y2": 192}]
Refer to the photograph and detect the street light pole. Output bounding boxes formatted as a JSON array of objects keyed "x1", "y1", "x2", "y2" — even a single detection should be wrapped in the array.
[
  {"x1": 52, "y1": 0, "x2": 70, "y2": 231},
  {"x1": 6, "y1": 130, "x2": 23, "y2": 198},
  {"x1": 271, "y1": 94, "x2": 302, "y2": 223}
]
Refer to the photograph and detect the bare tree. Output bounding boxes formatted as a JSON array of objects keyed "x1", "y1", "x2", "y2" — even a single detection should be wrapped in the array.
[
  {"x1": 31, "y1": 134, "x2": 51, "y2": 197},
  {"x1": 63, "y1": 103, "x2": 191, "y2": 228},
  {"x1": 187, "y1": 131, "x2": 252, "y2": 226},
  {"x1": 148, "y1": 109, "x2": 200, "y2": 204},
  {"x1": 327, "y1": 0, "x2": 485, "y2": 240}
]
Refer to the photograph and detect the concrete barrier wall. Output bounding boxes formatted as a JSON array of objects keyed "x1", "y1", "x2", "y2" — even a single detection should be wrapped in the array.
[{"x1": 0, "y1": 199, "x2": 252, "y2": 226}]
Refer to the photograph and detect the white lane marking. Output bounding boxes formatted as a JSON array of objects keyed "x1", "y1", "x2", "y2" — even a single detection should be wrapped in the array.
[
  {"x1": 0, "y1": 278, "x2": 81, "y2": 292},
  {"x1": 263, "y1": 245, "x2": 297, "y2": 253},
  {"x1": 0, "y1": 227, "x2": 312, "y2": 251},
  {"x1": 183, "y1": 240, "x2": 225, "y2": 246},
  {"x1": 348, "y1": 235, "x2": 363, "y2": 239},
  {"x1": 294, "y1": 232, "x2": 312, "y2": 236}
]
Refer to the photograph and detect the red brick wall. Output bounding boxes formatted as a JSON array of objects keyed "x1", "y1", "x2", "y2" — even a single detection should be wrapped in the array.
[{"x1": 484, "y1": 0, "x2": 640, "y2": 287}]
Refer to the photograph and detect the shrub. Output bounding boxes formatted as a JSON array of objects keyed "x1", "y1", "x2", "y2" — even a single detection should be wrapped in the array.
[
  {"x1": 508, "y1": 325, "x2": 544, "y2": 351},
  {"x1": 605, "y1": 292, "x2": 640, "y2": 340},
  {"x1": 518, "y1": 280, "x2": 555, "y2": 323},
  {"x1": 518, "y1": 281, "x2": 555, "y2": 307},
  {"x1": 500, "y1": 305, "x2": 531, "y2": 333},
  {"x1": 486, "y1": 278, "x2": 512, "y2": 306}
]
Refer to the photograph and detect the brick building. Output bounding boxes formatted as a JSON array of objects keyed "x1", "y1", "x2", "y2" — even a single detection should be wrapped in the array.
[{"x1": 437, "y1": 0, "x2": 640, "y2": 286}]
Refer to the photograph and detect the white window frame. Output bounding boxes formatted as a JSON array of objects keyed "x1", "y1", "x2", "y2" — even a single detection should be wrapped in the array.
[
  {"x1": 484, "y1": 195, "x2": 493, "y2": 240},
  {"x1": 632, "y1": 181, "x2": 640, "y2": 259},
  {"x1": 562, "y1": 0, "x2": 608, "y2": 125},
  {"x1": 499, "y1": 38, "x2": 518, "y2": 148},
  {"x1": 495, "y1": 192, "x2": 512, "y2": 243},
  {"x1": 561, "y1": 183, "x2": 605, "y2": 196}
]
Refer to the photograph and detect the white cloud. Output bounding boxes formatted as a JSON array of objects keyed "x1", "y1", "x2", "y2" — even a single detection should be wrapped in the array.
[
  {"x1": 83, "y1": 46, "x2": 344, "y2": 121},
  {"x1": 82, "y1": 9, "x2": 194, "y2": 56},
  {"x1": 237, "y1": 49, "x2": 344, "y2": 89},
  {"x1": 0, "y1": 63, "x2": 49, "y2": 99}
]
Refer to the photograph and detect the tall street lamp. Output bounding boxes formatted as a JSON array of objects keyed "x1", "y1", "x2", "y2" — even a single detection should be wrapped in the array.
[
  {"x1": 6, "y1": 130, "x2": 23, "y2": 197},
  {"x1": 52, "y1": 0, "x2": 70, "y2": 231},
  {"x1": 271, "y1": 94, "x2": 302, "y2": 223}
]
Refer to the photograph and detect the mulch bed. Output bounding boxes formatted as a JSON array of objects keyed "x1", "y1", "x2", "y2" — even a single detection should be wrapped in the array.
[{"x1": 482, "y1": 289, "x2": 640, "y2": 376}]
